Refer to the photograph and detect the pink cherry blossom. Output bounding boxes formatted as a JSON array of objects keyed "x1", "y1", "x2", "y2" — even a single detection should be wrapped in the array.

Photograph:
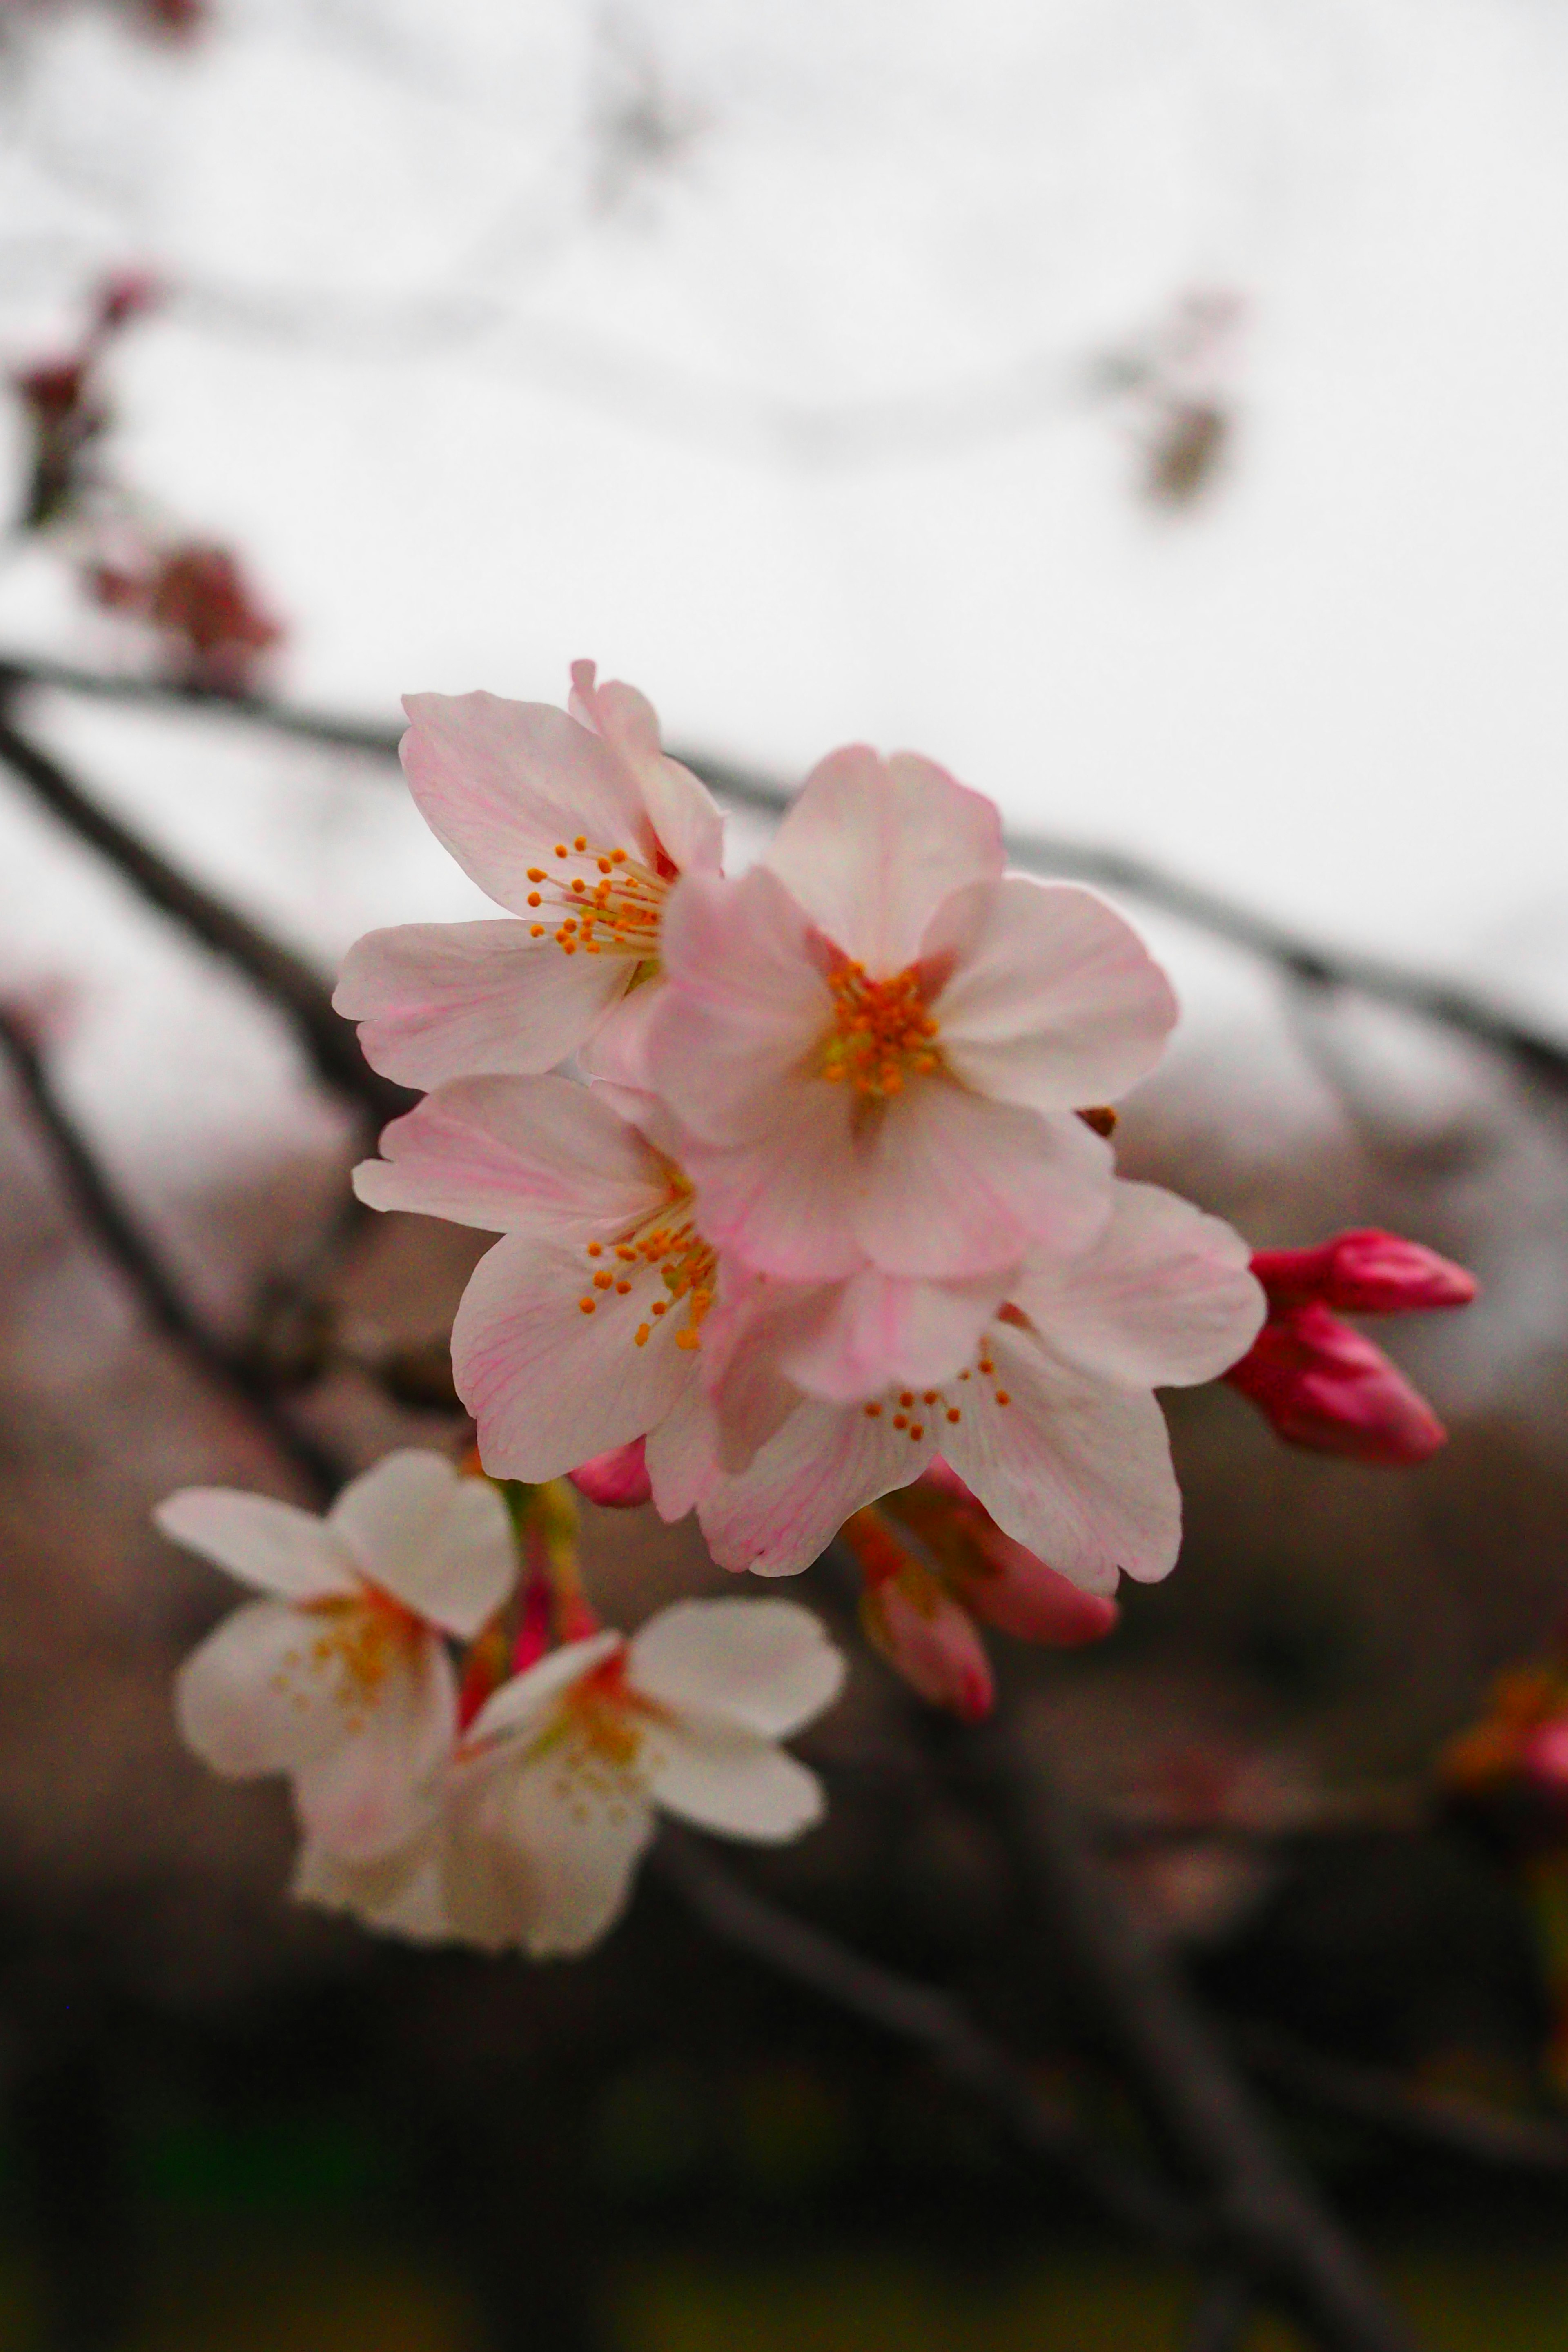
[
  {"x1": 156, "y1": 1452, "x2": 516, "y2": 1864},
  {"x1": 684, "y1": 1183, "x2": 1264, "y2": 1590},
  {"x1": 570, "y1": 1438, "x2": 654, "y2": 1508},
  {"x1": 334, "y1": 664, "x2": 723, "y2": 1089},
  {"x1": 644, "y1": 746, "x2": 1176, "y2": 1282},
  {"x1": 296, "y1": 1599, "x2": 845, "y2": 1958}
]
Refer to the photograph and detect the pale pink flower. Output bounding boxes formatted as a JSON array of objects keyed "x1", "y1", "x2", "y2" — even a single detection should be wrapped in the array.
[
  {"x1": 683, "y1": 1183, "x2": 1265, "y2": 1590},
  {"x1": 334, "y1": 663, "x2": 723, "y2": 1089},
  {"x1": 157, "y1": 1452, "x2": 516, "y2": 1864},
  {"x1": 644, "y1": 747, "x2": 1176, "y2": 1282},
  {"x1": 296, "y1": 1599, "x2": 844, "y2": 1958}
]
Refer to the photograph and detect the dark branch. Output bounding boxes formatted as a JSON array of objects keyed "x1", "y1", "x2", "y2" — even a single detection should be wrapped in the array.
[
  {"x1": 655, "y1": 1828, "x2": 1199, "y2": 2251},
  {"x1": 0, "y1": 686, "x2": 410, "y2": 1124},
  {"x1": 1236, "y1": 2022, "x2": 1568, "y2": 2176},
  {"x1": 0, "y1": 1007, "x2": 336, "y2": 1501},
  {"x1": 0, "y1": 645, "x2": 1562, "y2": 1088}
]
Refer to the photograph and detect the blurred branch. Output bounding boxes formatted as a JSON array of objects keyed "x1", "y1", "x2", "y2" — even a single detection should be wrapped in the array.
[
  {"x1": 0, "y1": 647, "x2": 1561, "y2": 1089},
  {"x1": 976, "y1": 1739, "x2": 1423, "y2": 2352},
  {"x1": 0, "y1": 677, "x2": 410, "y2": 1123},
  {"x1": 1236, "y1": 2022, "x2": 1568, "y2": 2176},
  {"x1": 655, "y1": 1827, "x2": 1200, "y2": 2252},
  {"x1": 0, "y1": 1004, "x2": 336, "y2": 1500}
]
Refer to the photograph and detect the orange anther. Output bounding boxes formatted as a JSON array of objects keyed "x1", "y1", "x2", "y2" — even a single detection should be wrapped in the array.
[
  {"x1": 527, "y1": 892, "x2": 542, "y2": 907},
  {"x1": 593, "y1": 1270, "x2": 614, "y2": 1290},
  {"x1": 892, "y1": 1414, "x2": 908, "y2": 1430},
  {"x1": 578, "y1": 1297, "x2": 596, "y2": 1315},
  {"x1": 898, "y1": 1392, "x2": 915, "y2": 1408},
  {"x1": 634, "y1": 1325, "x2": 650, "y2": 1347},
  {"x1": 994, "y1": 1391, "x2": 1011, "y2": 1407},
  {"x1": 946, "y1": 1408, "x2": 961, "y2": 1423},
  {"x1": 586, "y1": 1243, "x2": 603, "y2": 1257},
  {"x1": 922, "y1": 1391, "x2": 938, "y2": 1404},
  {"x1": 530, "y1": 924, "x2": 545, "y2": 937},
  {"x1": 555, "y1": 844, "x2": 568, "y2": 857},
  {"x1": 864, "y1": 1403, "x2": 882, "y2": 1418},
  {"x1": 573, "y1": 834, "x2": 587, "y2": 851},
  {"x1": 527, "y1": 867, "x2": 546, "y2": 882},
  {"x1": 909, "y1": 1423, "x2": 924, "y2": 1441},
  {"x1": 597, "y1": 857, "x2": 612, "y2": 873},
  {"x1": 615, "y1": 1281, "x2": 631, "y2": 1295},
  {"x1": 675, "y1": 1329, "x2": 701, "y2": 1351}
]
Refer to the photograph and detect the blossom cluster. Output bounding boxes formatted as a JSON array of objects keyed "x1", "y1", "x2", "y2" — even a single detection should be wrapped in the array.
[{"x1": 157, "y1": 663, "x2": 1478, "y2": 1956}]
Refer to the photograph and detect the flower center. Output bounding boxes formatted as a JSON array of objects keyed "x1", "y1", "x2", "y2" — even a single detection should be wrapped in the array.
[
  {"x1": 818, "y1": 960, "x2": 941, "y2": 1098},
  {"x1": 296, "y1": 1587, "x2": 422, "y2": 1725},
  {"x1": 860, "y1": 1349, "x2": 1013, "y2": 1443},
  {"x1": 521, "y1": 837, "x2": 668, "y2": 963},
  {"x1": 577, "y1": 1169, "x2": 718, "y2": 1353}
]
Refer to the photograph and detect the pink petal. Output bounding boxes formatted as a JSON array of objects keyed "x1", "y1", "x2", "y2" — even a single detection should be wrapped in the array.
[
  {"x1": 925, "y1": 878, "x2": 1177, "y2": 1114},
  {"x1": 629, "y1": 1598, "x2": 845, "y2": 1738},
  {"x1": 860, "y1": 1568, "x2": 995, "y2": 1722},
  {"x1": 852, "y1": 1085, "x2": 1114, "y2": 1278},
  {"x1": 569, "y1": 1439, "x2": 653, "y2": 1508},
  {"x1": 1224, "y1": 1304, "x2": 1448, "y2": 1465},
  {"x1": 334, "y1": 920, "x2": 627, "y2": 1088},
  {"x1": 1251, "y1": 1230, "x2": 1479, "y2": 1316},
  {"x1": 679, "y1": 1091, "x2": 864, "y2": 1281},
  {"x1": 696, "y1": 1399, "x2": 934, "y2": 1578},
  {"x1": 569, "y1": 661, "x2": 725, "y2": 876},
  {"x1": 352, "y1": 1074, "x2": 668, "y2": 1236},
  {"x1": 778, "y1": 1267, "x2": 1009, "y2": 1403},
  {"x1": 1013, "y1": 1182, "x2": 1265, "y2": 1390},
  {"x1": 401, "y1": 690, "x2": 655, "y2": 912},
  {"x1": 766, "y1": 745, "x2": 1004, "y2": 970},
  {"x1": 453, "y1": 1234, "x2": 697, "y2": 1482}
]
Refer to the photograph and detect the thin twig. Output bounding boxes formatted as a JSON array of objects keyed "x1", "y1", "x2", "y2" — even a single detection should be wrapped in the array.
[
  {"x1": 655, "y1": 1828, "x2": 1199, "y2": 2251},
  {"x1": 0, "y1": 648, "x2": 1564, "y2": 1087},
  {"x1": 0, "y1": 1007, "x2": 336, "y2": 1501},
  {"x1": 976, "y1": 1739, "x2": 1422, "y2": 2352},
  {"x1": 0, "y1": 685, "x2": 410, "y2": 1124}
]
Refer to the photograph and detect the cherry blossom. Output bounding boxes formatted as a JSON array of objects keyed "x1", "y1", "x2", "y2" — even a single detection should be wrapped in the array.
[
  {"x1": 684, "y1": 1183, "x2": 1265, "y2": 1590},
  {"x1": 334, "y1": 664, "x2": 723, "y2": 1089},
  {"x1": 644, "y1": 746, "x2": 1177, "y2": 1282},
  {"x1": 297, "y1": 1599, "x2": 845, "y2": 1958},
  {"x1": 1226, "y1": 1228, "x2": 1477, "y2": 1465},
  {"x1": 157, "y1": 1452, "x2": 516, "y2": 1864}
]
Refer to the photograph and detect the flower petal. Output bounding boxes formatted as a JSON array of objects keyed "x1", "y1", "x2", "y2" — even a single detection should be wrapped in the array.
[
  {"x1": 174, "y1": 1599, "x2": 354, "y2": 1777},
  {"x1": 778, "y1": 1267, "x2": 1009, "y2": 1403},
  {"x1": 293, "y1": 1832, "x2": 450, "y2": 1944},
  {"x1": 292, "y1": 1642, "x2": 457, "y2": 1864},
  {"x1": 326, "y1": 1452, "x2": 516, "y2": 1637},
  {"x1": 766, "y1": 746, "x2": 1004, "y2": 970},
  {"x1": 679, "y1": 1091, "x2": 864, "y2": 1280},
  {"x1": 401, "y1": 691, "x2": 655, "y2": 912},
  {"x1": 696, "y1": 1400, "x2": 933, "y2": 1578},
  {"x1": 334, "y1": 920, "x2": 628, "y2": 1088},
  {"x1": 926, "y1": 878, "x2": 1177, "y2": 1112},
  {"x1": 353, "y1": 1074, "x2": 668, "y2": 1237},
  {"x1": 628, "y1": 1597, "x2": 846, "y2": 1738},
  {"x1": 852, "y1": 1087, "x2": 1114, "y2": 1278},
  {"x1": 648, "y1": 1728, "x2": 825, "y2": 1841},
  {"x1": 649, "y1": 867, "x2": 833, "y2": 1144},
  {"x1": 569, "y1": 664, "x2": 725, "y2": 878},
  {"x1": 446, "y1": 1744, "x2": 656, "y2": 1957},
  {"x1": 466, "y1": 1631, "x2": 624, "y2": 1746},
  {"x1": 569, "y1": 1438, "x2": 653, "y2": 1508},
  {"x1": 154, "y1": 1490, "x2": 356, "y2": 1601},
  {"x1": 942, "y1": 1328, "x2": 1180, "y2": 1592},
  {"x1": 453, "y1": 1236, "x2": 698, "y2": 1482},
  {"x1": 1013, "y1": 1183, "x2": 1265, "y2": 1390}
]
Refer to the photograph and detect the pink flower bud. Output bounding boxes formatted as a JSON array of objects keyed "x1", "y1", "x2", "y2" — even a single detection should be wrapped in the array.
[
  {"x1": 1523, "y1": 1715, "x2": 1568, "y2": 1796},
  {"x1": 858, "y1": 1557, "x2": 995, "y2": 1723},
  {"x1": 886, "y1": 1459, "x2": 1119, "y2": 1647},
  {"x1": 1225, "y1": 1301, "x2": 1447, "y2": 1465},
  {"x1": 1250, "y1": 1229, "x2": 1477, "y2": 1316},
  {"x1": 568, "y1": 1437, "x2": 653, "y2": 1508},
  {"x1": 94, "y1": 269, "x2": 162, "y2": 335}
]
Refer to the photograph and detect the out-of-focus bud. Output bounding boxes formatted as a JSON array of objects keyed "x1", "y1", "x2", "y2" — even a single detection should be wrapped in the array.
[
  {"x1": 93, "y1": 269, "x2": 162, "y2": 336},
  {"x1": 12, "y1": 354, "x2": 104, "y2": 531},
  {"x1": 1226, "y1": 1228, "x2": 1477, "y2": 1465},
  {"x1": 146, "y1": 541, "x2": 285, "y2": 694},
  {"x1": 883, "y1": 1459, "x2": 1120, "y2": 1646},
  {"x1": 569, "y1": 1437, "x2": 652, "y2": 1508},
  {"x1": 1250, "y1": 1230, "x2": 1478, "y2": 1317},
  {"x1": 844, "y1": 1508, "x2": 995, "y2": 1722}
]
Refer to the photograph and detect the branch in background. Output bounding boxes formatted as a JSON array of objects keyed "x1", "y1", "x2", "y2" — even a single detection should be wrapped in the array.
[
  {"x1": 0, "y1": 646, "x2": 1561, "y2": 1090},
  {"x1": 975, "y1": 1738, "x2": 1423, "y2": 2352},
  {"x1": 1184, "y1": 2271, "x2": 1258, "y2": 2352},
  {"x1": 655, "y1": 1828, "x2": 1200, "y2": 2253},
  {"x1": 0, "y1": 683, "x2": 410, "y2": 1125},
  {"x1": 0, "y1": 1006, "x2": 336, "y2": 1501}
]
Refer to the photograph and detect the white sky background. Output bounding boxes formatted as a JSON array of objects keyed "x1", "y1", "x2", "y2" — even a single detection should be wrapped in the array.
[{"x1": 0, "y1": 0, "x2": 1566, "y2": 1256}]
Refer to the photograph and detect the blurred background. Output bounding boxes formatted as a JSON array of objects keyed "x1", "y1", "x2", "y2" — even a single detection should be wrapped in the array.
[{"x1": 0, "y1": 0, "x2": 1567, "y2": 2345}]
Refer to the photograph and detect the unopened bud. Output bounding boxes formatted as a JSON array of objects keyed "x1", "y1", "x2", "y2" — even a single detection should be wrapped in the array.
[
  {"x1": 1225, "y1": 1301, "x2": 1447, "y2": 1465},
  {"x1": 569, "y1": 1438, "x2": 652, "y2": 1508},
  {"x1": 1250, "y1": 1229, "x2": 1477, "y2": 1316}
]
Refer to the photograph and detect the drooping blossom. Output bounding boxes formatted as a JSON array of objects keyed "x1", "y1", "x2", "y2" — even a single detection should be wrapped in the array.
[
  {"x1": 334, "y1": 664, "x2": 723, "y2": 1090},
  {"x1": 684, "y1": 1182, "x2": 1265, "y2": 1588},
  {"x1": 1225, "y1": 1228, "x2": 1477, "y2": 1465},
  {"x1": 157, "y1": 1452, "x2": 515, "y2": 1863},
  {"x1": 644, "y1": 747, "x2": 1176, "y2": 1283},
  {"x1": 297, "y1": 1599, "x2": 845, "y2": 1958}
]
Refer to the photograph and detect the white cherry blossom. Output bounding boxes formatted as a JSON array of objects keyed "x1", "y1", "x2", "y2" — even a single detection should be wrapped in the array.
[
  {"x1": 157, "y1": 1452, "x2": 516, "y2": 1864},
  {"x1": 296, "y1": 1599, "x2": 845, "y2": 1958},
  {"x1": 334, "y1": 663, "x2": 723, "y2": 1089}
]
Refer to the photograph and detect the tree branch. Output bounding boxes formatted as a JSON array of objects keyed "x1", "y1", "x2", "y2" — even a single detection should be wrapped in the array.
[{"x1": 0, "y1": 1006, "x2": 336, "y2": 1501}]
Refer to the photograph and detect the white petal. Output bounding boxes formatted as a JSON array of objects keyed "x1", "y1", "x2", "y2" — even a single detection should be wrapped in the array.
[
  {"x1": 326, "y1": 1452, "x2": 516, "y2": 1637},
  {"x1": 696, "y1": 1399, "x2": 933, "y2": 1578},
  {"x1": 154, "y1": 1490, "x2": 355, "y2": 1602},
  {"x1": 778, "y1": 1267, "x2": 1008, "y2": 1403},
  {"x1": 174, "y1": 1599, "x2": 354, "y2": 1777},
  {"x1": 852, "y1": 1085, "x2": 1114, "y2": 1278},
  {"x1": 401, "y1": 691, "x2": 655, "y2": 911},
  {"x1": 644, "y1": 1381, "x2": 725, "y2": 1522},
  {"x1": 446, "y1": 1743, "x2": 656, "y2": 1957},
  {"x1": 766, "y1": 745, "x2": 1004, "y2": 970},
  {"x1": 568, "y1": 666, "x2": 724, "y2": 874},
  {"x1": 629, "y1": 1597, "x2": 846, "y2": 1738},
  {"x1": 334, "y1": 920, "x2": 628, "y2": 1088},
  {"x1": 649, "y1": 1728, "x2": 825, "y2": 1842},
  {"x1": 1013, "y1": 1183, "x2": 1266, "y2": 1390},
  {"x1": 942, "y1": 1326, "x2": 1180, "y2": 1592},
  {"x1": 465, "y1": 1631, "x2": 624, "y2": 1746},
  {"x1": 927, "y1": 878, "x2": 1177, "y2": 1113},
  {"x1": 453, "y1": 1235, "x2": 699, "y2": 1482},
  {"x1": 294, "y1": 1831, "x2": 451, "y2": 1944},
  {"x1": 292, "y1": 1642, "x2": 457, "y2": 1864}
]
